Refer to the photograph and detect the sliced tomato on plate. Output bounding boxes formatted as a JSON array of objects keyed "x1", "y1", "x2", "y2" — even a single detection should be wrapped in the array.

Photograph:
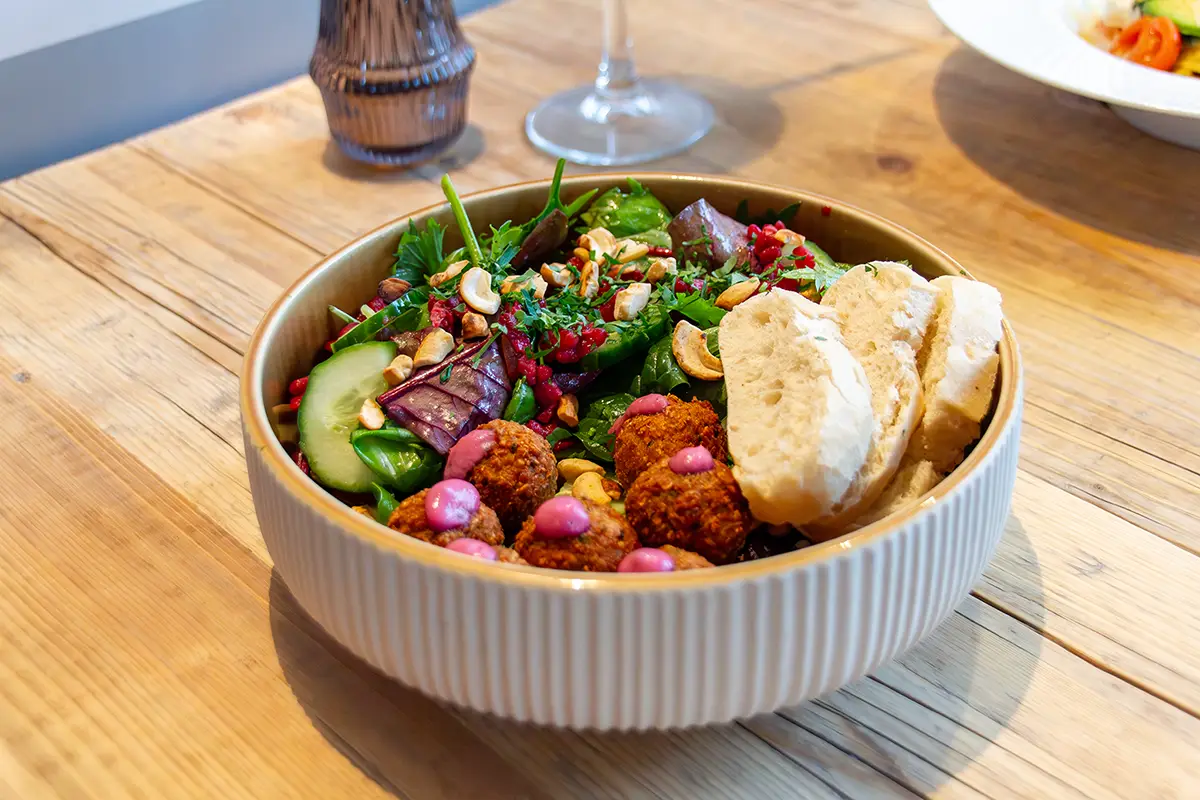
[{"x1": 1111, "y1": 16, "x2": 1183, "y2": 72}]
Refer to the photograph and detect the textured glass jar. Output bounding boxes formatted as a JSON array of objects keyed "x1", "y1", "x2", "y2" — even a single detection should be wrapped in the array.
[{"x1": 310, "y1": 0, "x2": 476, "y2": 167}]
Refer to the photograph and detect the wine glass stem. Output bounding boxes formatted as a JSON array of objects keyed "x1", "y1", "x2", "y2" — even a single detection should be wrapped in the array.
[{"x1": 595, "y1": 0, "x2": 640, "y2": 97}]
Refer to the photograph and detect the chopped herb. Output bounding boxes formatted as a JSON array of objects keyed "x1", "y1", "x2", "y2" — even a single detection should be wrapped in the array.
[
  {"x1": 392, "y1": 220, "x2": 446, "y2": 284},
  {"x1": 439, "y1": 363, "x2": 453, "y2": 383}
]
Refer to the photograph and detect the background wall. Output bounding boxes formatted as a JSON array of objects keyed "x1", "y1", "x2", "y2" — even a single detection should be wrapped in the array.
[{"x1": 0, "y1": 0, "x2": 492, "y2": 181}]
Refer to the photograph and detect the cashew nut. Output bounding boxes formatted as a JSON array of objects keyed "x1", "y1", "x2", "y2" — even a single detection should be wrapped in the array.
[
  {"x1": 383, "y1": 354, "x2": 414, "y2": 386},
  {"x1": 645, "y1": 256, "x2": 677, "y2": 284},
  {"x1": 500, "y1": 273, "x2": 548, "y2": 299},
  {"x1": 714, "y1": 277, "x2": 761, "y2": 310},
  {"x1": 429, "y1": 259, "x2": 468, "y2": 288},
  {"x1": 461, "y1": 312, "x2": 489, "y2": 340},
  {"x1": 557, "y1": 393, "x2": 580, "y2": 427},
  {"x1": 572, "y1": 472, "x2": 611, "y2": 506},
  {"x1": 458, "y1": 267, "x2": 501, "y2": 315},
  {"x1": 616, "y1": 240, "x2": 650, "y2": 263},
  {"x1": 578, "y1": 228, "x2": 618, "y2": 260},
  {"x1": 413, "y1": 328, "x2": 455, "y2": 368},
  {"x1": 614, "y1": 283, "x2": 651, "y2": 321},
  {"x1": 672, "y1": 320, "x2": 723, "y2": 381},
  {"x1": 577, "y1": 260, "x2": 600, "y2": 299},
  {"x1": 358, "y1": 398, "x2": 387, "y2": 430},
  {"x1": 558, "y1": 458, "x2": 604, "y2": 482},
  {"x1": 540, "y1": 263, "x2": 574, "y2": 289},
  {"x1": 773, "y1": 229, "x2": 805, "y2": 247}
]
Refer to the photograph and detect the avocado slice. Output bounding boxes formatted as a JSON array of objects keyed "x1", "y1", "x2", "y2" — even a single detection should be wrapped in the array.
[{"x1": 1141, "y1": 0, "x2": 1200, "y2": 37}]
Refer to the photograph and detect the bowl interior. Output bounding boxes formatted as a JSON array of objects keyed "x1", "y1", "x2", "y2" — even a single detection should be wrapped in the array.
[{"x1": 243, "y1": 174, "x2": 1021, "y2": 587}]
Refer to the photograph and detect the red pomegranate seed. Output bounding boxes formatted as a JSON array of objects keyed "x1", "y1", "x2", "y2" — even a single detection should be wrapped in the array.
[
  {"x1": 582, "y1": 326, "x2": 608, "y2": 347},
  {"x1": 763, "y1": 224, "x2": 778, "y2": 237},
  {"x1": 558, "y1": 328, "x2": 579, "y2": 350},
  {"x1": 367, "y1": 296, "x2": 388, "y2": 312},
  {"x1": 759, "y1": 245, "x2": 782, "y2": 264},
  {"x1": 289, "y1": 395, "x2": 303, "y2": 412},
  {"x1": 536, "y1": 364, "x2": 553, "y2": 384},
  {"x1": 568, "y1": 255, "x2": 585, "y2": 268},
  {"x1": 526, "y1": 420, "x2": 550, "y2": 437},
  {"x1": 534, "y1": 380, "x2": 562, "y2": 409},
  {"x1": 518, "y1": 357, "x2": 538, "y2": 382},
  {"x1": 647, "y1": 246, "x2": 674, "y2": 258},
  {"x1": 747, "y1": 224, "x2": 762, "y2": 237},
  {"x1": 821, "y1": 205, "x2": 832, "y2": 217},
  {"x1": 553, "y1": 439, "x2": 574, "y2": 453},
  {"x1": 288, "y1": 376, "x2": 308, "y2": 396},
  {"x1": 535, "y1": 407, "x2": 555, "y2": 424},
  {"x1": 294, "y1": 449, "x2": 311, "y2": 476}
]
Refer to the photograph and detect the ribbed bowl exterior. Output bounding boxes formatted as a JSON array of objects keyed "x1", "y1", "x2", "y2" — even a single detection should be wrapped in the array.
[
  {"x1": 245, "y1": 392, "x2": 1020, "y2": 730},
  {"x1": 242, "y1": 174, "x2": 1023, "y2": 731}
]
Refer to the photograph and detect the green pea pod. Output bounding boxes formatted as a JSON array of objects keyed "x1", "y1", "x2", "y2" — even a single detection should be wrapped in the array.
[
  {"x1": 331, "y1": 287, "x2": 431, "y2": 352},
  {"x1": 579, "y1": 304, "x2": 672, "y2": 372},
  {"x1": 639, "y1": 333, "x2": 689, "y2": 396},
  {"x1": 350, "y1": 427, "x2": 444, "y2": 494},
  {"x1": 503, "y1": 378, "x2": 537, "y2": 423},
  {"x1": 370, "y1": 483, "x2": 400, "y2": 525}
]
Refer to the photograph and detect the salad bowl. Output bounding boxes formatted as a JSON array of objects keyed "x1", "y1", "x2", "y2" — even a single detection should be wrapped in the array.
[
  {"x1": 241, "y1": 173, "x2": 1023, "y2": 730},
  {"x1": 931, "y1": 0, "x2": 1200, "y2": 149}
]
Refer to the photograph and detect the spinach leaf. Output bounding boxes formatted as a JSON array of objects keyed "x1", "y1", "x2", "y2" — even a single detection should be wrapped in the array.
[
  {"x1": 331, "y1": 287, "x2": 430, "y2": 352},
  {"x1": 657, "y1": 284, "x2": 727, "y2": 329},
  {"x1": 392, "y1": 220, "x2": 446, "y2": 284},
  {"x1": 579, "y1": 179, "x2": 672, "y2": 237},
  {"x1": 573, "y1": 393, "x2": 635, "y2": 463},
  {"x1": 639, "y1": 334, "x2": 690, "y2": 396},
  {"x1": 370, "y1": 483, "x2": 400, "y2": 525},
  {"x1": 503, "y1": 378, "x2": 537, "y2": 423},
  {"x1": 350, "y1": 426, "x2": 444, "y2": 493},
  {"x1": 733, "y1": 199, "x2": 802, "y2": 228}
]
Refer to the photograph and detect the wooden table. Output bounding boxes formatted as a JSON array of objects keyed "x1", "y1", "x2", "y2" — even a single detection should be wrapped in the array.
[{"x1": 1, "y1": 0, "x2": 1198, "y2": 796}]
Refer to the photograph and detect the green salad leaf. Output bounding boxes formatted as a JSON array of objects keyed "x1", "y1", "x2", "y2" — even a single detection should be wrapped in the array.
[
  {"x1": 331, "y1": 287, "x2": 431, "y2": 352},
  {"x1": 370, "y1": 483, "x2": 400, "y2": 525},
  {"x1": 579, "y1": 304, "x2": 672, "y2": 372},
  {"x1": 733, "y1": 199, "x2": 802, "y2": 228},
  {"x1": 503, "y1": 378, "x2": 537, "y2": 423},
  {"x1": 580, "y1": 178, "x2": 672, "y2": 237},
  {"x1": 392, "y1": 220, "x2": 446, "y2": 284},
  {"x1": 657, "y1": 284, "x2": 727, "y2": 329},
  {"x1": 350, "y1": 426, "x2": 444, "y2": 493},
  {"x1": 639, "y1": 333, "x2": 689, "y2": 396},
  {"x1": 572, "y1": 393, "x2": 635, "y2": 463}
]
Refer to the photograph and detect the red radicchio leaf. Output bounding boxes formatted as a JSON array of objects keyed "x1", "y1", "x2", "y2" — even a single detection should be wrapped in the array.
[{"x1": 377, "y1": 339, "x2": 512, "y2": 455}]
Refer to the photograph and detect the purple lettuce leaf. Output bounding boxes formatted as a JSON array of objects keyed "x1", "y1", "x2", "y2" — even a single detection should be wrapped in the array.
[{"x1": 377, "y1": 339, "x2": 512, "y2": 455}]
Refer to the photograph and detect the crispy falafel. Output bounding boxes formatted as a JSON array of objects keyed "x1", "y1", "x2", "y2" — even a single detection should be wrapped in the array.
[
  {"x1": 513, "y1": 498, "x2": 637, "y2": 571},
  {"x1": 465, "y1": 419, "x2": 558, "y2": 534},
  {"x1": 612, "y1": 396, "x2": 727, "y2": 487},
  {"x1": 388, "y1": 488, "x2": 505, "y2": 547}
]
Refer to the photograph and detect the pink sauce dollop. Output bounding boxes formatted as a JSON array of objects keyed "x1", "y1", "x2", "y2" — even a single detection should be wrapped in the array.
[
  {"x1": 445, "y1": 538, "x2": 498, "y2": 560},
  {"x1": 533, "y1": 496, "x2": 591, "y2": 539},
  {"x1": 618, "y1": 548, "x2": 677, "y2": 573},
  {"x1": 608, "y1": 393, "x2": 669, "y2": 435},
  {"x1": 425, "y1": 479, "x2": 480, "y2": 532},
  {"x1": 444, "y1": 428, "x2": 497, "y2": 480},
  {"x1": 669, "y1": 445, "x2": 715, "y2": 475}
]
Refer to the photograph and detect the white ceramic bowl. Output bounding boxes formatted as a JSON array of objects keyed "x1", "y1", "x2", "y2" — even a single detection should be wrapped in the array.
[
  {"x1": 931, "y1": 0, "x2": 1200, "y2": 149},
  {"x1": 241, "y1": 175, "x2": 1023, "y2": 731}
]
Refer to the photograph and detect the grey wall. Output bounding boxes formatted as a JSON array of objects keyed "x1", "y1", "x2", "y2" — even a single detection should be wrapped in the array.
[{"x1": 0, "y1": 0, "x2": 494, "y2": 181}]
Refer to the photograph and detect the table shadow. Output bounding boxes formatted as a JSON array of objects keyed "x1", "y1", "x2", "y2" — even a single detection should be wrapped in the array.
[
  {"x1": 268, "y1": 514, "x2": 1044, "y2": 797},
  {"x1": 320, "y1": 123, "x2": 487, "y2": 184},
  {"x1": 933, "y1": 47, "x2": 1200, "y2": 256},
  {"x1": 767, "y1": 515, "x2": 1045, "y2": 794}
]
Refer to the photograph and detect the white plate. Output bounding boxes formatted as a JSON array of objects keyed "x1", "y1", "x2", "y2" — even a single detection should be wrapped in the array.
[{"x1": 930, "y1": 0, "x2": 1200, "y2": 148}]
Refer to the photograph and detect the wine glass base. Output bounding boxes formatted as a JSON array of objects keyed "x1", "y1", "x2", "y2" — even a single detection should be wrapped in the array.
[{"x1": 525, "y1": 79, "x2": 714, "y2": 167}]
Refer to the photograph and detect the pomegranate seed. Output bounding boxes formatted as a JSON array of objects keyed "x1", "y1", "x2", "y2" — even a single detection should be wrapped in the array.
[
  {"x1": 821, "y1": 205, "x2": 833, "y2": 217},
  {"x1": 288, "y1": 376, "x2": 308, "y2": 396},
  {"x1": 558, "y1": 328, "x2": 579, "y2": 350},
  {"x1": 747, "y1": 224, "x2": 761, "y2": 237},
  {"x1": 647, "y1": 246, "x2": 674, "y2": 258},
  {"x1": 582, "y1": 327, "x2": 608, "y2": 347},
  {"x1": 625, "y1": 269, "x2": 644, "y2": 282},
  {"x1": 568, "y1": 255, "x2": 585, "y2": 268},
  {"x1": 536, "y1": 364, "x2": 553, "y2": 384},
  {"x1": 775, "y1": 219, "x2": 786, "y2": 229},
  {"x1": 518, "y1": 357, "x2": 538, "y2": 382},
  {"x1": 759, "y1": 245, "x2": 782, "y2": 264},
  {"x1": 289, "y1": 395, "x2": 303, "y2": 412},
  {"x1": 337, "y1": 322, "x2": 357, "y2": 338},
  {"x1": 553, "y1": 439, "x2": 574, "y2": 453},
  {"x1": 526, "y1": 420, "x2": 550, "y2": 437},
  {"x1": 598, "y1": 297, "x2": 617, "y2": 322},
  {"x1": 534, "y1": 380, "x2": 562, "y2": 408},
  {"x1": 776, "y1": 278, "x2": 799, "y2": 292},
  {"x1": 367, "y1": 296, "x2": 388, "y2": 312},
  {"x1": 535, "y1": 407, "x2": 556, "y2": 424},
  {"x1": 763, "y1": 224, "x2": 778, "y2": 237},
  {"x1": 294, "y1": 449, "x2": 311, "y2": 476},
  {"x1": 555, "y1": 347, "x2": 581, "y2": 364}
]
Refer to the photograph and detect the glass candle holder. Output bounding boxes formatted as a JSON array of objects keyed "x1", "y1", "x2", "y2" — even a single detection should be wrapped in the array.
[{"x1": 311, "y1": 0, "x2": 476, "y2": 167}]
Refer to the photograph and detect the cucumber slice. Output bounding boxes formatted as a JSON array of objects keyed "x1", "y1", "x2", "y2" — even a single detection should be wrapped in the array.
[{"x1": 297, "y1": 341, "x2": 398, "y2": 492}]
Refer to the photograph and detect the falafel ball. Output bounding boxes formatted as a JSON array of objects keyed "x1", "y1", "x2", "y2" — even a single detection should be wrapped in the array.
[
  {"x1": 624, "y1": 455, "x2": 752, "y2": 565},
  {"x1": 513, "y1": 497, "x2": 637, "y2": 572},
  {"x1": 388, "y1": 487, "x2": 504, "y2": 548},
  {"x1": 494, "y1": 545, "x2": 528, "y2": 565},
  {"x1": 465, "y1": 419, "x2": 558, "y2": 534},
  {"x1": 660, "y1": 545, "x2": 715, "y2": 570},
  {"x1": 612, "y1": 396, "x2": 727, "y2": 487}
]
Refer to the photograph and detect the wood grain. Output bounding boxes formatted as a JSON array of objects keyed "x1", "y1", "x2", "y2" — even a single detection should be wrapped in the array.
[{"x1": 0, "y1": 0, "x2": 1197, "y2": 796}]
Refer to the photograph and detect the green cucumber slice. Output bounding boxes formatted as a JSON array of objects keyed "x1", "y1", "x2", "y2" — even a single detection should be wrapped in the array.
[{"x1": 297, "y1": 341, "x2": 397, "y2": 492}]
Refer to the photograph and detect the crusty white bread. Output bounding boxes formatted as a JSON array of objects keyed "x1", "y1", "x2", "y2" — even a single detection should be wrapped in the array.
[
  {"x1": 850, "y1": 458, "x2": 941, "y2": 529},
  {"x1": 907, "y1": 275, "x2": 1004, "y2": 473},
  {"x1": 720, "y1": 289, "x2": 873, "y2": 527},
  {"x1": 804, "y1": 262, "x2": 938, "y2": 539}
]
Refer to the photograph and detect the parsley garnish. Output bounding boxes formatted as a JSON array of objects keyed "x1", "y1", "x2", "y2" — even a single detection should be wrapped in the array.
[{"x1": 439, "y1": 363, "x2": 453, "y2": 383}]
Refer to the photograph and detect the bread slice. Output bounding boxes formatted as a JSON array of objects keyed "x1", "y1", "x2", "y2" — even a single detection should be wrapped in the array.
[
  {"x1": 850, "y1": 458, "x2": 941, "y2": 529},
  {"x1": 720, "y1": 289, "x2": 873, "y2": 527},
  {"x1": 908, "y1": 275, "x2": 1004, "y2": 473},
  {"x1": 804, "y1": 263, "x2": 938, "y2": 539}
]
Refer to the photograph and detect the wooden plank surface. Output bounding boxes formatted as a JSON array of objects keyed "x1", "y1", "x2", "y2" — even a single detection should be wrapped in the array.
[{"x1": 0, "y1": 0, "x2": 1198, "y2": 796}]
